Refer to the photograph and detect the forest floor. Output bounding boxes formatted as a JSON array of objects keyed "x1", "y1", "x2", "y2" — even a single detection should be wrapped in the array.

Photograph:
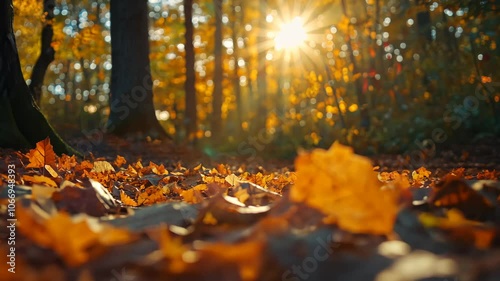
[{"x1": 1, "y1": 135, "x2": 500, "y2": 281}]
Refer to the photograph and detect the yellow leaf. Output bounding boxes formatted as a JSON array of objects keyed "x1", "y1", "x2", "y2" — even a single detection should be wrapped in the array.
[
  {"x1": 202, "y1": 212, "x2": 218, "y2": 225},
  {"x1": 23, "y1": 175, "x2": 58, "y2": 188},
  {"x1": 234, "y1": 189, "x2": 250, "y2": 204},
  {"x1": 152, "y1": 225, "x2": 191, "y2": 273},
  {"x1": 18, "y1": 205, "x2": 135, "y2": 266},
  {"x1": 225, "y1": 174, "x2": 240, "y2": 186},
  {"x1": 412, "y1": 167, "x2": 432, "y2": 182},
  {"x1": 181, "y1": 189, "x2": 204, "y2": 204},
  {"x1": 91, "y1": 161, "x2": 115, "y2": 173},
  {"x1": 290, "y1": 142, "x2": 400, "y2": 235}
]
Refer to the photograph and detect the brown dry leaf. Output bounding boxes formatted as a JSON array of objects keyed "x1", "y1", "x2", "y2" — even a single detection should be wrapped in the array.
[
  {"x1": 216, "y1": 163, "x2": 230, "y2": 175},
  {"x1": 26, "y1": 137, "x2": 57, "y2": 169},
  {"x1": 76, "y1": 160, "x2": 94, "y2": 172},
  {"x1": 23, "y1": 175, "x2": 58, "y2": 188},
  {"x1": 431, "y1": 176, "x2": 493, "y2": 220},
  {"x1": 58, "y1": 154, "x2": 78, "y2": 171},
  {"x1": 225, "y1": 174, "x2": 240, "y2": 186},
  {"x1": 91, "y1": 161, "x2": 115, "y2": 173},
  {"x1": 52, "y1": 186, "x2": 108, "y2": 217},
  {"x1": 476, "y1": 170, "x2": 498, "y2": 180},
  {"x1": 419, "y1": 209, "x2": 495, "y2": 249},
  {"x1": 450, "y1": 168, "x2": 466, "y2": 178},
  {"x1": 114, "y1": 155, "x2": 127, "y2": 168},
  {"x1": 290, "y1": 142, "x2": 400, "y2": 235},
  {"x1": 18, "y1": 205, "x2": 135, "y2": 266}
]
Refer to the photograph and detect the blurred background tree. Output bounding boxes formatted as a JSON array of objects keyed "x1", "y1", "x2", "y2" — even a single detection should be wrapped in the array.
[{"x1": 12, "y1": 0, "x2": 500, "y2": 158}]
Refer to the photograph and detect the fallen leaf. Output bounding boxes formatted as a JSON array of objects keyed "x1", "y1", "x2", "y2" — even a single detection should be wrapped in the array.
[
  {"x1": 114, "y1": 155, "x2": 127, "y2": 167},
  {"x1": 412, "y1": 167, "x2": 432, "y2": 183},
  {"x1": 26, "y1": 137, "x2": 57, "y2": 168},
  {"x1": 197, "y1": 239, "x2": 265, "y2": 281},
  {"x1": 23, "y1": 175, "x2": 58, "y2": 188},
  {"x1": 430, "y1": 176, "x2": 494, "y2": 220},
  {"x1": 45, "y1": 164, "x2": 59, "y2": 178},
  {"x1": 120, "y1": 190, "x2": 138, "y2": 207},
  {"x1": 17, "y1": 204, "x2": 135, "y2": 266},
  {"x1": 202, "y1": 212, "x2": 218, "y2": 225},
  {"x1": 181, "y1": 189, "x2": 204, "y2": 204},
  {"x1": 151, "y1": 225, "x2": 191, "y2": 273},
  {"x1": 91, "y1": 161, "x2": 115, "y2": 173},
  {"x1": 225, "y1": 174, "x2": 240, "y2": 186},
  {"x1": 290, "y1": 142, "x2": 400, "y2": 235}
]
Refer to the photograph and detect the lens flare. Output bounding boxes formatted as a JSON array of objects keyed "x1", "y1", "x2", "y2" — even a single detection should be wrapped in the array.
[{"x1": 274, "y1": 17, "x2": 307, "y2": 50}]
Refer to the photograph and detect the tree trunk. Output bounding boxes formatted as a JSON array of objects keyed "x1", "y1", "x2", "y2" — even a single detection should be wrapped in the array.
[
  {"x1": 29, "y1": 0, "x2": 56, "y2": 105},
  {"x1": 231, "y1": 0, "x2": 242, "y2": 132},
  {"x1": 341, "y1": 0, "x2": 370, "y2": 129},
  {"x1": 0, "y1": 0, "x2": 77, "y2": 155},
  {"x1": 253, "y1": 0, "x2": 268, "y2": 133},
  {"x1": 107, "y1": 0, "x2": 168, "y2": 139},
  {"x1": 184, "y1": 0, "x2": 197, "y2": 142},
  {"x1": 211, "y1": 0, "x2": 223, "y2": 140}
]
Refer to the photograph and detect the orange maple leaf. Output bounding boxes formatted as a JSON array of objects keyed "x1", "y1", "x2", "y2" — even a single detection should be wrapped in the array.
[
  {"x1": 26, "y1": 137, "x2": 57, "y2": 168},
  {"x1": 290, "y1": 142, "x2": 400, "y2": 235}
]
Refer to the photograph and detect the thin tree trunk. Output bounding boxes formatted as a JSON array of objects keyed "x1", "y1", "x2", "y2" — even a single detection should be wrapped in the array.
[
  {"x1": 341, "y1": 0, "x2": 370, "y2": 129},
  {"x1": 107, "y1": 0, "x2": 168, "y2": 139},
  {"x1": 231, "y1": 0, "x2": 242, "y2": 132},
  {"x1": 0, "y1": 0, "x2": 77, "y2": 155},
  {"x1": 254, "y1": 0, "x2": 268, "y2": 133},
  {"x1": 184, "y1": 0, "x2": 197, "y2": 142},
  {"x1": 29, "y1": 0, "x2": 56, "y2": 105},
  {"x1": 211, "y1": 0, "x2": 223, "y2": 140}
]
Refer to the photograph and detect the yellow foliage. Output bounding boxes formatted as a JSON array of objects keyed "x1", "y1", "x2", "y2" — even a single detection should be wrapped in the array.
[
  {"x1": 290, "y1": 142, "x2": 400, "y2": 235},
  {"x1": 18, "y1": 205, "x2": 135, "y2": 266}
]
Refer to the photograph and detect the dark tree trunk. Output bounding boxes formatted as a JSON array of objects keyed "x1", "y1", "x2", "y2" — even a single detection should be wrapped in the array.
[
  {"x1": 107, "y1": 0, "x2": 167, "y2": 139},
  {"x1": 29, "y1": 0, "x2": 56, "y2": 105},
  {"x1": 184, "y1": 0, "x2": 197, "y2": 142},
  {"x1": 0, "y1": 0, "x2": 77, "y2": 155},
  {"x1": 211, "y1": 0, "x2": 223, "y2": 140}
]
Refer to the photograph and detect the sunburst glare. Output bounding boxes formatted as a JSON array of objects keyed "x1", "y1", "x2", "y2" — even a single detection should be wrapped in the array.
[{"x1": 275, "y1": 16, "x2": 307, "y2": 50}]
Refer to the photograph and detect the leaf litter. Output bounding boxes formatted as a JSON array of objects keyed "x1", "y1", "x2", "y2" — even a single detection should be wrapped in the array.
[{"x1": 0, "y1": 139, "x2": 500, "y2": 281}]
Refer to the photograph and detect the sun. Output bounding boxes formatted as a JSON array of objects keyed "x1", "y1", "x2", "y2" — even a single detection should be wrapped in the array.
[{"x1": 274, "y1": 16, "x2": 307, "y2": 50}]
